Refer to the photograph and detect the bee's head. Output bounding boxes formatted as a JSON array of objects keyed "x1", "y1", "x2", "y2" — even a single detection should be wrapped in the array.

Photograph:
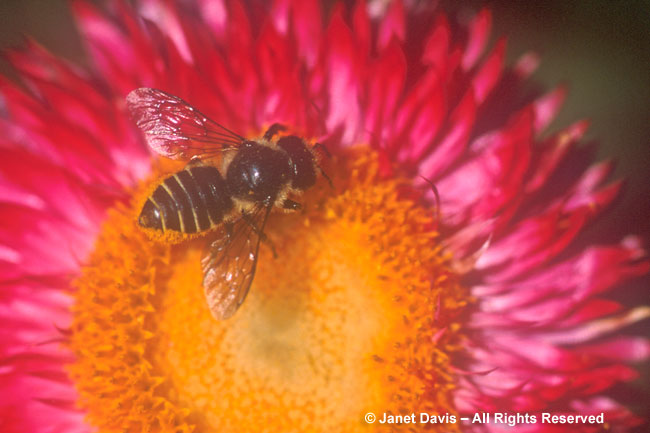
[{"x1": 276, "y1": 136, "x2": 317, "y2": 190}]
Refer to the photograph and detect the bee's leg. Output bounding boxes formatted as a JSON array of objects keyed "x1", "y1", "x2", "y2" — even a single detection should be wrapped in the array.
[
  {"x1": 312, "y1": 143, "x2": 334, "y2": 189},
  {"x1": 281, "y1": 199, "x2": 301, "y2": 211},
  {"x1": 319, "y1": 166, "x2": 334, "y2": 189},
  {"x1": 263, "y1": 123, "x2": 287, "y2": 141},
  {"x1": 241, "y1": 211, "x2": 278, "y2": 258}
]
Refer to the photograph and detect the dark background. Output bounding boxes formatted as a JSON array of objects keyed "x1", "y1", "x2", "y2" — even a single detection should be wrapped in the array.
[{"x1": 0, "y1": 0, "x2": 648, "y2": 427}]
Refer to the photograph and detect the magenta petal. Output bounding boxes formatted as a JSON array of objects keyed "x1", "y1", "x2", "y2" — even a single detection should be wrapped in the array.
[
  {"x1": 477, "y1": 162, "x2": 626, "y2": 282},
  {"x1": 475, "y1": 240, "x2": 649, "y2": 311},
  {"x1": 418, "y1": 90, "x2": 476, "y2": 179},
  {"x1": 322, "y1": 8, "x2": 363, "y2": 144},
  {"x1": 350, "y1": 2, "x2": 370, "y2": 63},
  {"x1": 0, "y1": 150, "x2": 110, "y2": 231},
  {"x1": 559, "y1": 299, "x2": 623, "y2": 326},
  {"x1": 580, "y1": 337, "x2": 650, "y2": 362},
  {"x1": 462, "y1": 8, "x2": 492, "y2": 70},
  {"x1": 0, "y1": 207, "x2": 92, "y2": 278},
  {"x1": 72, "y1": 1, "x2": 142, "y2": 93},
  {"x1": 393, "y1": 69, "x2": 446, "y2": 163},
  {"x1": 513, "y1": 51, "x2": 541, "y2": 79},
  {"x1": 525, "y1": 120, "x2": 589, "y2": 193},
  {"x1": 138, "y1": 0, "x2": 192, "y2": 63},
  {"x1": 563, "y1": 161, "x2": 619, "y2": 212},
  {"x1": 196, "y1": 0, "x2": 228, "y2": 38},
  {"x1": 436, "y1": 108, "x2": 532, "y2": 227},
  {"x1": 5, "y1": 40, "x2": 99, "y2": 104},
  {"x1": 475, "y1": 205, "x2": 589, "y2": 280},
  {"x1": 287, "y1": 0, "x2": 322, "y2": 67},
  {"x1": 471, "y1": 38, "x2": 505, "y2": 104},
  {"x1": 422, "y1": 15, "x2": 451, "y2": 70},
  {"x1": 364, "y1": 40, "x2": 406, "y2": 150},
  {"x1": 542, "y1": 308, "x2": 650, "y2": 345},
  {"x1": 376, "y1": 0, "x2": 405, "y2": 51},
  {"x1": 533, "y1": 86, "x2": 567, "y2": 133}
]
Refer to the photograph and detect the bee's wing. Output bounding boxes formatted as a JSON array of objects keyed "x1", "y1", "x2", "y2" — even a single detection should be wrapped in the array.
[
  {"x1": 126, "y1": 87, "x2": 245, "y2": 160},
  {"x1": 201, "y1": 205, "x2": 272, "y2": 320}
]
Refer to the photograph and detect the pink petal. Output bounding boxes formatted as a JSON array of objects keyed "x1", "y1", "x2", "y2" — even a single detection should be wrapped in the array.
[
  {"x1": 472, "y1": 38, "x2": 505, "y2": 104},
  {"x1": 513, "y1": 51, "x2": 541, "y2": 79},
  {"x1": 533, "y1": 86, "x2": 567, "y2": 133},
  {"x1": 418, "y1": 89, "x2": 476, "y2": 179},
  {"x1": 525, "y1": 120, "x2": 590, "y2": 194},
  {"x1": 376, "y1": 0, "x2": 405, "y2": 51},
  {"x1": 138, "y1": 0, "x2": 193, "y2": 63},
  {"x1": 352, "y1": 1, "x2": 371, "y2": 59},
  {"x1": 541, "y1": 307, "x2": 650, "y2": 345},
  {"x1": 286, "y1": 0, "x2": 322, "y2": 67},
  {"x1": 323, "y1": 7, "x2": 363, "y2": 144},
  {"x1": 436, "y1": 108, "x2": 532, "y2": 227},
  {"x1": 364, "y1": 40, "x2": 406, "y2": 150},
  {"x1": 422, "y1": 15, "x2": 450, "y2": 71},
  {"x1": 393, "y1": 69, "x2": 446, "y2": 163},
  {"x1": 462, "y1": 8, "x2": 492, "y2": 70},
  {"x1": 197, "y1": 0, "x2": 228, "y2": 39},
  {"x1": 72, "y1": 1, "x2": 142, "y2": 93},
  {"x1": 580, "y1": 337, "x2": 650, "y2": 362}
]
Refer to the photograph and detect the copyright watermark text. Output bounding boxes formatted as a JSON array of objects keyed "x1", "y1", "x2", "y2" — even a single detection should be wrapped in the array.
[{"x1": 363, "y1": 412, "x2": 606, "y2": 426}]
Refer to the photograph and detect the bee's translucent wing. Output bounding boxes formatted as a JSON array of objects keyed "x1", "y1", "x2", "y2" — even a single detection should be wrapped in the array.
[
  {"x1": 126, "y1": 87, "x2": 245, "y2": 160},
  {"x1": 201, "y1": 205, "x2": 272, "y2": 320}
]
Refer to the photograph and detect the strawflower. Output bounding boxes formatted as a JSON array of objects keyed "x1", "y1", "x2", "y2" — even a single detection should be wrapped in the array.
[{"x1": 1, "y1": 1, "x2": 648, "y2": 432}]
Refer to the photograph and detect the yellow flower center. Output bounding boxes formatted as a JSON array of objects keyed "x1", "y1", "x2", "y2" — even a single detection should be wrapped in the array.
[{"x1": 68, "y1": 150, "x2": 468, "y2": 433}]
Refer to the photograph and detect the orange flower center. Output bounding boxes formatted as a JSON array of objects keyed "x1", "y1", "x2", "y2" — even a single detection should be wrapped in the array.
[{"x1": 68, "y1": 150, "x2": 468, "y2": 432}]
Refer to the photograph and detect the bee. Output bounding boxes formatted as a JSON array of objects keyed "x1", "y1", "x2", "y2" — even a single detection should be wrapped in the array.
[{"x1": 126, "y1": 88, "x2": 330, "y2": 320}]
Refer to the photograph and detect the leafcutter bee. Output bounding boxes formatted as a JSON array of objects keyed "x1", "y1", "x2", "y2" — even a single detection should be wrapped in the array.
[{"x1": 126, "y1": 88, "x2": 330, "y2": 320}]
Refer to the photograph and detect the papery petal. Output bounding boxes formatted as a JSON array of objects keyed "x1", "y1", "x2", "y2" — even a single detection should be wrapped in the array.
[
  {"x1": 525, "y1": 120, "x2": 590, "y2": 194},
  {"x1": 377, "y1": 0, "x2": 405, "y2": 51},
  {"x1": 471, "y1": 38, "x2": 505, "y2": 104},
  {"x1": 364, "y1": 40, "x2": 406, "y2": 149},
  {"x1": 462, "y1": 8, "x2": 491, "y2": 70},
  {"x1": 272, "y1": 0, "x2": 322, "y2": 67},
  {"x1": 322, "y1": 7, "x2": 363, "y2": 144},
  {"x1": 393, "y1": 69, "x2": 446, "y2": 163},
  {"x1": 533, "y1": 86, "x2": 567, "y2": 133},
  {"x1": 437, "y1": 108, "x2": 532, "y2": 227},
  {"x1": 418, "y1": 89, "x2": 476, "y2": 178}
]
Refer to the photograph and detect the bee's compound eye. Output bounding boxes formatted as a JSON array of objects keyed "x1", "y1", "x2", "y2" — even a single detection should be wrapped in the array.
[
  {"x1": 138, "y1": 199, "x2": 163, "y2": 231},
  {"x1": 276, "y1": 136, "x2": 316, "y2": 190}
]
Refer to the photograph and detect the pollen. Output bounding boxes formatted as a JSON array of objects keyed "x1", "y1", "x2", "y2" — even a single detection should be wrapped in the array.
[{"x1": 68, "y1": 150, "x2": 469, "y2": 433}]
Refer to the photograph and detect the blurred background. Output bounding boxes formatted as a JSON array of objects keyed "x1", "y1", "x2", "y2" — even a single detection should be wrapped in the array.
[
  {"x1": 459, "y1": 0, "x2": 650, "y2": 244},
  {"x1": 0, "y1": 0, "x2": 648, "y2": 427}
]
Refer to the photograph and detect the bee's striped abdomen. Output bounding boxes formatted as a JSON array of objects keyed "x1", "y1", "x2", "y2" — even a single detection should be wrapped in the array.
[
  {"x1": 175, "y1": 170, "x2": 210, "y2": 231},
  {"x1": 187, "y1": 166, "x2": 234, "y2": 225},
  {"x1": 138, "y1": 165, "x2": 233, "y2": 234}
]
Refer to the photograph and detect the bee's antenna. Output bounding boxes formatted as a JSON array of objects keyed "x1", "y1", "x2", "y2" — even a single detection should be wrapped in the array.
[
  {"x1": 306, "y1": 94, "x2": 333, "y2": 191},
  {"x1": 313, "y1": 142, "x2": 334, "y2": 189},
  {"x1": 313, "y1": 142, "x2": 332, "y2": 159},
  {"x1": 320, "y1": 168, "x2": 334, "y2": 189}
]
